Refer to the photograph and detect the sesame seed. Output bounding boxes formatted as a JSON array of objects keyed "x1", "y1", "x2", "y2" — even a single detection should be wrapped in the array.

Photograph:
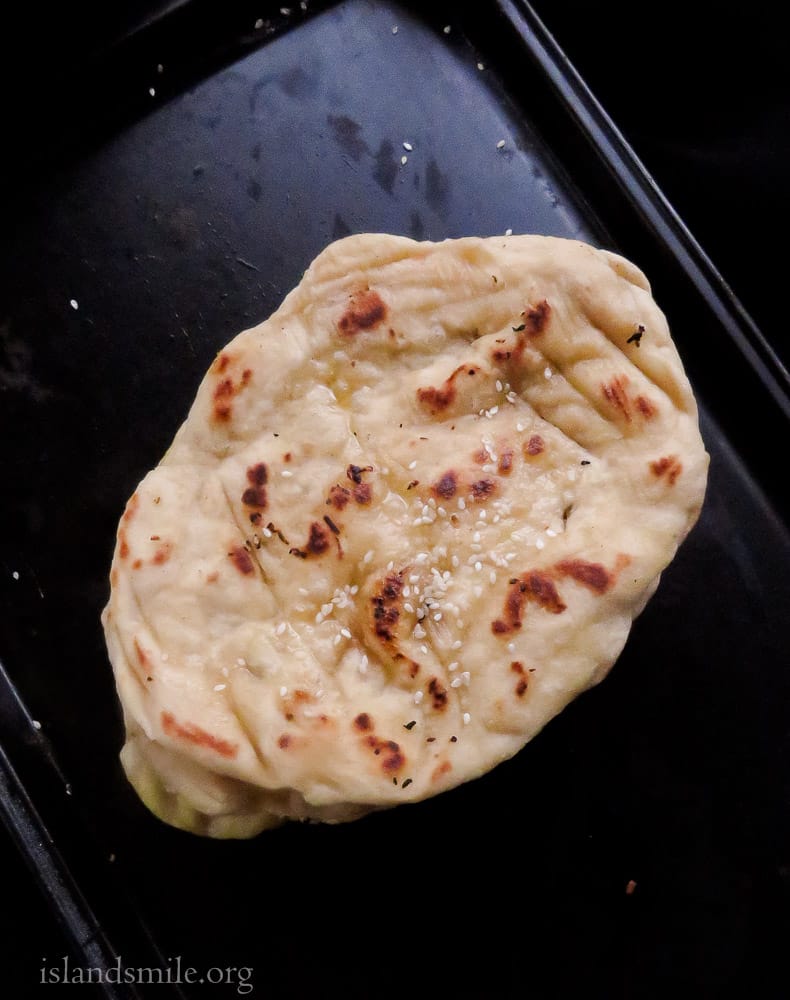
[
  {"x1": 448, "y1": 661, "x2": 458, "y2": 672},
  {"x1": 401, "y1": 155, "x2": 408, "y2": 165},
  {"x1": 236, "y1": 658, "x2": 246, "y2": 666},
  {"x1": 157, "y1": 63, "x2": 164, "y2": 73},
  {"x1": 496, "y1": 139, "x2": 506, "y2": 149},
  {"x1": 516, "y1": 422, "x2": 524, "y2": 432},
  {"x1": 276, "y1": 622, "x2": 287, "y2": 635},
  {"x1": 461, "y1": 671, "x2": 471, "y2": 685},
  {"x1": 544, "y1": 366, "x2": 552, "y2": 379},
  {"x1": 148, "y1": 87, "x2": 156, "y2": 97},
  {"x1": 340, "y1": 627, "x2": 352, "y2": 639},
  {"x1": 254, "y1": 18, "x2": 264, "y2": 28},
  {"x1": 489, "y1": 570, "x2": 497, "y2": 584},
  {"x1": 477, "y1": 61, "x2": 485, "y2": 70},
  {"x1": 222, "y1": 667, "x2": 229, "y2": 676},
  {"x1": 414, "y1": 690, "x2": 424, "y2": 704},
  {"x1": 280, "y1": 686, "x2": 288, "y2": 696},
  {"x1": 443, "y1": 24, "x2": 451, "y2": 34},
  {"x1": 450, "y1": 677, "x2": 462, "y2": 688},
  {"x1": 32, "y1": 719, "x2": 41, "y2": 730},
  {"x1": 458, "y1": 498, "x2": 466, "y2": 510},
  {"x1": 403, "y1": 141, "x2": 413, "y2": 151},
  {"x1": 496, "y1": 380, "x2": 503, "y2": 392},
  {"x1": 505, "y1": 228, "x2": 513, "y2": 236},
  {"x1": 11, "y1": 570, "x2": 19, "y2": 581},
  {"x1": 213, "y1": 684, "x2": 226, "y2": 691},
  {"x1": 508, "y1": 642, "x2": 516, "y2": 653},
  {"x1": 392, "y1": 24, "x2": 398, "y2": 34},
  {"x1": 413, "y1": 624, "x2": 426, "y2": 639},
  {"x1": 281, "y1": 469, "x2": 293, "y2": 477},
  {"x1": 262, "y1": 527, "x2": 273, "y2": 538},
  {"x1": 546, "y1": 529, "x2": 557, "y2": 537},
  {"x1": 363, "y1": 550, "x2": 374, "y2": 564},
  {"x1": 408, "y1": 460, "x2": 417, "y2": 469},
  {"x1": 474, "y1": 561, "x2": 482, "y2": 571},
  {"x1": 463, "y1": 712, "x2": 471, "y2": 725},
  {"x1": 433, "y1": 612, "x2": 442, "y2": 621},
  {"x1": 535, "y1": 537, "x2": 545, "y2": 550}
]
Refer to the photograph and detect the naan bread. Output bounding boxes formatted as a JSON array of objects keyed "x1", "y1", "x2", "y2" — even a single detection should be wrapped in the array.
[{"x1": 102, "y1": 234, "x2": 708, "y2": 838}]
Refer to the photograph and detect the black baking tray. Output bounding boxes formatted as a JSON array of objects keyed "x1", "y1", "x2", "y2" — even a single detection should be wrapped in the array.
[{"x1": 2, "y1": 2, "x2": 789, "y2": 997}]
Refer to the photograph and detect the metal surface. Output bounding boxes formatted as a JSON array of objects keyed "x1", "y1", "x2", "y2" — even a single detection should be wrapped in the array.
[{"x1": 1, "y1": 2, "x2": 788, "y2": 996}]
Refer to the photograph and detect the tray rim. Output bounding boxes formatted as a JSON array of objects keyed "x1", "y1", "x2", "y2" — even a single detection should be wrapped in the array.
[{"x1": 1, "y1": 0, "x2": 788, "y2": 993}]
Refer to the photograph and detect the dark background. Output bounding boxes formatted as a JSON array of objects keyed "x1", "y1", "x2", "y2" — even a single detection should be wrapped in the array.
[{"x1": 1, "y1": 1, "x2": 787, "y2": 997}]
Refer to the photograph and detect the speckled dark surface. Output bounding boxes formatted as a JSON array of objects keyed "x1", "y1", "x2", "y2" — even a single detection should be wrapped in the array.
[{"x1": 1, "y1": 3, "x2": 788, "y2": 998}]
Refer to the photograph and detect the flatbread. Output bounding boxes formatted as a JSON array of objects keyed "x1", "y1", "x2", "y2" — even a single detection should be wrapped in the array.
[{"x1": 102, "y1": 234, "x2": 708, "y2": 838}]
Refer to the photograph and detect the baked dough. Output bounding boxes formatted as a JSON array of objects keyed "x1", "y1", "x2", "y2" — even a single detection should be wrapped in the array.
[{"x1": 102, "y1": 234, "x2": 708, "y2": 838}]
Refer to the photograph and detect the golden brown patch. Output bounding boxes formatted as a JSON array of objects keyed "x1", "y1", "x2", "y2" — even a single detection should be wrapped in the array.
[
  {"x1": 636, "y1": 396, "x2": 658, "y2": 419},
  {"x1": 353, "y1": 482, "x2": 372, "y2": 505},
  {"x1": 371, "y1": 570, "x2": 405, "y2": 644},
  {"x1": 327, "y1": 484, "x2": 351, "y2": 509},
  {"x1": 417, "y1": 364, "x2": 478, "y2": 416},
  {"x1": 431, "y1": 471, "x2": 458, "y2": 499},
  {"x1": 602, "y1": 375, "x2": 632, "y2": 421},
  {"x1": 492, "y1": 572, "x2": 566, "y2": 634},
  {"x1": 498, "y1": 449, "x2": 514, "y2": 475},
  {"x1": 229, "y1": 546, "x2": 255, "y2": 575},
  {"x1": 650, "y1": 455, "x2": 683, "y2": 485},
  {"x1": 554, "y1": 559, "x2": 612, "y2": 594},
  {"x1": 523, "y1": 299, "x2": 551, "y2": 335},
  {"x1": 431, "y1": 760, "x2": 452, "y2": 783},
  {"x1": 161, "y1": 711, "x2": 238, "y2": 758},
  {"x1": 122, "y1": 493, "x2": 140, "y2": 522},
  {"x1": 523, "y1": 434, "x2": 544, "y2": 457},
  {"x1": 338, "y1": 290, "x2": 387, "y2": 335},
  {"x1": 152, "y1": 542, "x2": 172, "y2": 565},
  {"x1": 289, "y1": 522, "x2": 332, "y2": 559},
  {"x1": 133, "y1": 638, "x2": 150, "y2": 668},
  {"x1": 602, "y1": 376, "x2": 658, "y2": 423},
  {"x1": 364, "y1": 735, "x2": 405, "y2": 774},
  {"x1": 211, "y1": 352, "x2": 232, "y2": 374},
  {"x1": 493, "y1": 556, "x2": 630, "y2": 636},
  {"x1": 427, "y1": 677, "x2": 449, "y2": 712},
  {"x1": 212, "y1": 377, "x2": 235, "y2": 423},
  {"x1": 470, "y1": 478, "x2": 496, "y2": 501}
]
